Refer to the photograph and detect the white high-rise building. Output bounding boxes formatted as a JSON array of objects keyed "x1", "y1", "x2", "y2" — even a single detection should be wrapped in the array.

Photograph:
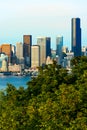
[
  {"x1": 16, "y1": 42, "x2": 24, "y2": 67},
  {"x1": 37, "y1": 37, "x2": 51, "y2": 66},
  {"x1": 31, "y1": 45, "x2": 40, "y2": 68}
]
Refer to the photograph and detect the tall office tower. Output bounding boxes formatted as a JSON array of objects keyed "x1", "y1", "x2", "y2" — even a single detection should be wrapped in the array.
[
  {"x1": 56, "y1": 36, "x2": 63, "y2": 64},
  {"x1": 31, "y1": 45, "x2": 40, "y2": 68},
  {"x1": 16, "y1": 42, "x2": 24, "y2": 65},
  {"x1": 37, "y1": 37, "x2": 51, "y2": 66},
  {"x1": 12, "y1": 45, "x2": 16, "y2": 57},
  {"x1": 11, "y1": 45, "x2": 16, "y2": 64},
  {"x1": 71, "y1": 18, "x2": 81, "y2": 56},
  {"x1": 23, "y1": 35, "x2": 32, "y2": 67},
  {"x1": 1, "y1": 44, "x2": 12, "y2": 64}
]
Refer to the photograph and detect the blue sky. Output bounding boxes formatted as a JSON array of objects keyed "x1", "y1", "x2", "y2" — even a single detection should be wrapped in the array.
[{"x1": 0, "y1": 0, "x2": 87, "y2": 50}]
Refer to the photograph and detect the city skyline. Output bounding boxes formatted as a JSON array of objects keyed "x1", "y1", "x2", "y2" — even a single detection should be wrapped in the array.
[{"x1": 0, "y1": 0, "x2": 87, "y2": 49}]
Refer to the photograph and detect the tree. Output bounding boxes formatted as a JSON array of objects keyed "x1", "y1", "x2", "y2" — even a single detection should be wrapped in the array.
[{"x1": 1, "y1": 57, "x2": 87, "y2": 129}]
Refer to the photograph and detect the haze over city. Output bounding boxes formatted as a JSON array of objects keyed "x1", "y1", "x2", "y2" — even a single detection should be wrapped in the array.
[{"x1": 0, "y1": 0, "x2": 87, "y2": 49}]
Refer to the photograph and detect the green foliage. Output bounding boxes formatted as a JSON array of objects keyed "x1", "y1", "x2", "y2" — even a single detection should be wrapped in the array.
[{"x1": 1, "y1": 57, "x2": 87, "y2": 129}]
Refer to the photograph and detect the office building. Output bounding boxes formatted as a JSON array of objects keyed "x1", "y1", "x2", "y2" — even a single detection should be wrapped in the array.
[
  {"x1": 16, "y1": 42, "x2": 24, "y2": 65},
  {"x1": 37, "y1": 37, "x2": 51, "y2": 66},
  {"x1": 1, "y1": 44, "x2": 12, "y2": 64},
  {"x1": 31, "y1": 45, "x2": 40, "y2": 68},
  {"x1": 62, "y1": 52, "x2": 74, "y2": 69},
  {"x1": 62, "y1": 46, "x2": 69, "y2": 54},
  {"x1": 23, "y1": 35, "x2": 32, "y2": 67},
  {"x1": 8, "y1": 64, "x2": 22, "y2": 72},
  {"x1": 11, "y1": 45, "x2": 16, "y2": 64},
  {"x1": 82, "y1": 46, "x2": 87, "y2": 56},
  {"x1": 0, "y1": 53, "x2": 8, "y2": 69},
  {"x1": 1, "y1": 59, "x2": 8, "y2": 72},
  {"x1": 71, "y1": 18, "x2": 81, "y2": 56},
  {"x1": 56, "y1": 36, "x2": 63, "y2": 64},
  {"x1": 51, "y1": 49, "x2": 56, "y2": 59},
  {"x1": 12, "y1": 45, "x2": 16, "y2": 57}
]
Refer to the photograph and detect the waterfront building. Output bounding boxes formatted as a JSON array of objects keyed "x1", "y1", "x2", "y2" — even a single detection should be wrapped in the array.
[
  {"x1": 23, "y1": 35, "x2": 32, "y2": 67},
  {"x1": 56, "y1": 36, "x2": 63, "y2": 65},
  {"x1": 1, "y1": 44, "x2": 12, "y2": 64},
  {"x1": 0, "y1": 53, "x2": 8, "y2": 69},
  {"x1": 1, "y1": 59, "x2": 8, "y2": 72},
  {"x1": 16, "y1": 42, "x2": 24, "y2": 68},
  {"x1": 71, "y1": 18, "x2": 81, "y2": 56},
  {"x1": 37, "y1": 37, "x2": 51, "y2": 66},
  {"x1": 31, "y1": 45, "x2": 40, "y2": 68},
  {"x1": 8, "y1": 64, "x2": 22, "y2": 72}
]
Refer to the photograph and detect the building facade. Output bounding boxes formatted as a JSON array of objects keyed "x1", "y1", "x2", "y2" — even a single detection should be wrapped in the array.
[
  {"x1": 62, "y1": 46, "x2": 69, "y2": 54},
  {"x1": 11, "y1": 45, "x2": 16, "y2": 64},
  {"x1": 31, "y1": 45, "x2": 40, "y2": 68},
  {"x1": 1, "y1": 44, "x2": 12, "y2": 64},
  {"x1": 23, "y1": 35, "x2": 32, "y2": 67},
  {"x1": 37, "y1": 37, "x2": 51, "y2": 66},
  {"x1": 82, "y1": 46, "x2": 87, "y2": 56},
  {"x1": 0, "y1": 53, "x2": 8, "y2": 69},
  {"x1": 8, "y1": 64, "x2": 22, "y2": 72},
  {"x1": 71, "y1": 18, "x2": 81, "y2": 56},
  {"x1": 62, "y1": 52, "x2": 74, "y2": 69},
  {"x1": 56, "y1": 36, "x2": 63, "y2": 65},
  {"x1": 16, "y1": 42, "x2": 24, "y2": 66}
]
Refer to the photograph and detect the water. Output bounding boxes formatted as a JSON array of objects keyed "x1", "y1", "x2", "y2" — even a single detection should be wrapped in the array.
[{"x1": 0, "y1": 76, "x2": 31, "y2": 90}]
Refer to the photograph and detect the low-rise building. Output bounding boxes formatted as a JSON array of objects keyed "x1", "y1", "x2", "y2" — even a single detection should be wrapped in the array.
[{"x1": 8, "y1": 64, "x2": 22, "y2": 72}]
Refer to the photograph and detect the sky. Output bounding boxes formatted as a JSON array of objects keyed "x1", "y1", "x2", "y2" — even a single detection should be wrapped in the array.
[{"x1": 0, "y1": 0, "x2": 87, "y2": 50}]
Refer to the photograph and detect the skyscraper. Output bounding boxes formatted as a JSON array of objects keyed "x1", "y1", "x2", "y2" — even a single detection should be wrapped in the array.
[
  {"x1": 37, "y1": 37, "x2": 51, "y2": 66},
  {"x1": 71, "y1": 18, "x2": 81, "y2": 56},
  {"x1": 31, "y1": 45, "x2": 40, "y2": 67},
  {"x1": 23, "y1": 35, "x2": 32, "y2": 67},
  {"x1": 56, "y1": 36, "x2": 63, "y2": 64},
  {"x1": 11, "y1": 45, "x2": 16, "y2": 64},
  {"x1": 16, "y1": 42, "x2": 24, "y2": 65},
  {"x1": 1, "y1": 44, "x2": 12, "y2": 64}
]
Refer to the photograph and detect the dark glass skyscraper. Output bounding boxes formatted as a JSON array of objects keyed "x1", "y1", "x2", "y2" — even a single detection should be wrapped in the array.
[
  {"x1": 71, "y1": 18, "x2": 81, "y2": 56},
  {"x1": 23, "y1": 35, "x2": 32, "y2": 67},
  {"x1": 56, "y1": 36, "x2": 63, "y2": 65}
]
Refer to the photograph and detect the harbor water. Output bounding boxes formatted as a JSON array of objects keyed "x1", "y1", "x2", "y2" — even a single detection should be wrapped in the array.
[{"x1": 0, "y1": 76, "x2": 31, "y2": 90}]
